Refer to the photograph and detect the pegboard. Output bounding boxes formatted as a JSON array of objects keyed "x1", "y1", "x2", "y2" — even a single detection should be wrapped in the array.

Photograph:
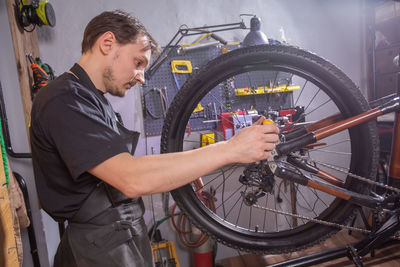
[
  {"x1": 142, "y1": 44, "x2": 236, "y2": 136},
  {"x1": 142, "y1": 44, "x2": 294, "y2": 136}
]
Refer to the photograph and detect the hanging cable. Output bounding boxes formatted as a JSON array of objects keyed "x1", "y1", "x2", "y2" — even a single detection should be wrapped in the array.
[
  {"x1": 142, "y1": 87, "x2": 168, "y2": 119},
  {"x1": 171, "y1": 190, "x2": 216, "y2": 248},
  {"x1": 0, "y1": 82, "x2": 32, "y2": 158},
  {"x1": 0, "y1": 118, "x2": 9, "y2": 188}
]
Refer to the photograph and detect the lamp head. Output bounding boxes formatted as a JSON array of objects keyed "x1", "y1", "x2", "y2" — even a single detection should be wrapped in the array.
[{"x1": 242, "y1": 16, "x2": 268, "y2": 47}]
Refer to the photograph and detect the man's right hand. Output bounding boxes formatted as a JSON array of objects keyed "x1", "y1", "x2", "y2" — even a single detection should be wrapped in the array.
[{"x1": 224, "y1": 117, "x2": 280, "y2": 164}]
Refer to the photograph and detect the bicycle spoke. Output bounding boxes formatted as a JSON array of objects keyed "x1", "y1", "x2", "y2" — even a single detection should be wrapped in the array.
[
  {"x1": 249, "y1": 205, "x2": 253, "y2": 230},
  {"x1": 274, "y1": 198, "x2": 278, "y2": 231},
  {"x1": 308, "y1": 176, "x2": 330, "y2": 208},
  {"x1": 216, "y1": 184, "x2": 245, "y2": 211},
  {"x1": 263, "y1": 195, "x2": 269, "y2": 231},
  {"x1": 212, "y1": 166, "x2": 240, "y2": 191},
  {"x1": 294, "y1": 185, "x2": 320, "y2": 217},
  {"x1": 165, "y1": 45, "x2": 376, "y2": 253},
  {"x1": 304, "y1": 88, "x2": 321, "y2": 113},
  {"x1": 221, "y1": 169, "x2": 227, "y2": 219},
  {"x1": 225, "y1": 193, "x2": 244, "y2": 219},
  {"x1": 294, "y1": 79, "x2": 308, "y2": 106},
  {"x1": 235, "y1": 191, "x2": 246, "y2": 226},
  {"x1": 293, "y1": 94, "x2": 332, "y2": 126},
  {"x1": 290, "y1": 181, "x2": 298, "y2": 227},
  {"x1": 310, "y1": 149, "x2": 351, "y2": 156}
]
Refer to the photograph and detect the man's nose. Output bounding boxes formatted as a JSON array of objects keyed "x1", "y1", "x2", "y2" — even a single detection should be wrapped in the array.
[{"x1": 134, "y1": 70, "x2": 145, "y2": 84}]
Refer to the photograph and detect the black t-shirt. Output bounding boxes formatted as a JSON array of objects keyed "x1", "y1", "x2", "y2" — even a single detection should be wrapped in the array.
[{"x1": 30, "y1": 64, "x2": 131, "y2": 220}]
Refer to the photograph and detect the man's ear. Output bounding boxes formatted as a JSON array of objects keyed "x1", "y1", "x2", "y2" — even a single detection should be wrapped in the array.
[{"x1": 98, "y1": 31, "x2": 116, "y2": 55}]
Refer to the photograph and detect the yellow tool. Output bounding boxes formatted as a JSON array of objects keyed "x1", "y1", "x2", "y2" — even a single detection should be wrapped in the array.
[
  {"x1": 152, "y1": 241, "x2": 180, "y2": 267},
  {"x1": 193, "y1": 103, "x2": 204, "y2": 113},
  {"x1": 263, "y1": 119, "x2": 274, "y2": 125},
  {"x1": 171, "y1": 60, "x2": 192, "y2": 73}
]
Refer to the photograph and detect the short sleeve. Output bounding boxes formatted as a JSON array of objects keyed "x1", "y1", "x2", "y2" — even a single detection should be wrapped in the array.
[{"x1": 40, "y1": 90, "x2": 129, "y2": 179}]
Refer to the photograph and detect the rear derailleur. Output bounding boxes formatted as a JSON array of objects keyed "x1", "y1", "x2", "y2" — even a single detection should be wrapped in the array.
[{"x1": 239, "y1": 163, "x2": 275, "y2": 206}]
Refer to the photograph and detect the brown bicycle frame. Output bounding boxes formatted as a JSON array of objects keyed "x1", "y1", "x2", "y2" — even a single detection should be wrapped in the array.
[{"x1": 279, "y1": 94, "x2": 400, "y2": 207}]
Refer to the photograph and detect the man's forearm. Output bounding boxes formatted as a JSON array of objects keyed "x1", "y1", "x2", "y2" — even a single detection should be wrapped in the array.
[
  {"x1": 89, "y1": 122, "x2": 279, "y2": 198},
  {"x1": 89, "y1": 141, "x2": 232, "y2": 197}
]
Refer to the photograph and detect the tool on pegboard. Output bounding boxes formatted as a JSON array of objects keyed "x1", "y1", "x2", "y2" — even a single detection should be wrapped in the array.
[
  {"x1": 234, "y1": 85, "x2": 300, "y2": 96},
  {"x1": 171, "y1": 60, "x2": 198, "y2": 136},
  {"x1": 171, "y1": 60, "x2": 193, "y2": 92},
  {"x1": 26, "y1": 52, "x2": 54, "y2": 100},
  {"x1": 222, "y1": 78, "x2": 234, "y2": 111},
  {"x1": 171, "y1": 60, "x2": 192, "y2": 75},
  {"x1": 143, "y1": 20, "x2": 249, "y2": 137}
]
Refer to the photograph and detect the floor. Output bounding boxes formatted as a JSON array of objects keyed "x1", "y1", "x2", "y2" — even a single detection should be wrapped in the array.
[{"x1": 215, "y1": 231, "x2": 400, "y2": 267}]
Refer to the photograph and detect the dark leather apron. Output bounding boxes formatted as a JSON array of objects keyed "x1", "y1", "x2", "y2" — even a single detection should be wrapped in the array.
[{"x1": 53, "y1": 64, "x2": 154, "y2": 267}]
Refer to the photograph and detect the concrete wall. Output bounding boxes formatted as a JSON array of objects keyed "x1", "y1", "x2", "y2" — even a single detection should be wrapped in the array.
[{"x1": 0, "y1": 0, "x2": 367, "y2": 266}]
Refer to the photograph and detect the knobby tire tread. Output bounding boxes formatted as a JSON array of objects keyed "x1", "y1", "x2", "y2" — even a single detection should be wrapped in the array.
[{"x1": 160, "y1": 44, "x2": 379, "y2": 254}]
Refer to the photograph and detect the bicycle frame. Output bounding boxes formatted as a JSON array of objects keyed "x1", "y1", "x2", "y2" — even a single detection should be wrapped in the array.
[
  {"x1": 267, "y1": 91, "x2": 400, "y2": 266},
  {"x1": 273, "y1": 84, "x2": 400, "y2": 210}
]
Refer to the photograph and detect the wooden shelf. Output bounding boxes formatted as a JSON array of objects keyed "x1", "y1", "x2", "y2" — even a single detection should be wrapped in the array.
[{"x1": 5, "y1": 0, "x2": 40, "y2": 134}]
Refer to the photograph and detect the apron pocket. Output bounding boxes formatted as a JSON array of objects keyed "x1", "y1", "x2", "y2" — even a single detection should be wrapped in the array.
[
  {"x1": 85, "y1": 223, "x2": 131, "y2": 249},
  {"x1": 83, "y1": 223, "x2": 145, "y2": 267}
]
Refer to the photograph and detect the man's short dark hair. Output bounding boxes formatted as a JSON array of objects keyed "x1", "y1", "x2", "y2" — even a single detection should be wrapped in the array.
[{"x1": 81, "y1": 10, "x2": 160, "y2": 54}]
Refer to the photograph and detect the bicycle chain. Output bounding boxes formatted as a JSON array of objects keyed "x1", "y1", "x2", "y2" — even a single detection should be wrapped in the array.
[
  {"x1": 290, "y1": 153, "x2": 400, "y2": 194},
  {"x1": 252, "y1": 153, "x2": 400, "y2": 237},
  {"x1": 252, "y1": 204, "x2": 371, "y2": 234}
]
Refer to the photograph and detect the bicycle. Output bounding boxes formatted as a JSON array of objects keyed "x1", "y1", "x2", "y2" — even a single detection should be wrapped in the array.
[{"x1": 160, "y1": 44, "x2": 400, "y2": 261}]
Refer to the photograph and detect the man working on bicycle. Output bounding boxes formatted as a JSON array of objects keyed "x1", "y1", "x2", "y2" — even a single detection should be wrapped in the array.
[{"x1": 30, "y1": 10, "x2": 279, "y2": 267}]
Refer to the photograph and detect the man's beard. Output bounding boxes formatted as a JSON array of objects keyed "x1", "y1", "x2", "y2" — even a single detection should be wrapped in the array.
[{"x1": 103, "y1": 66, "x2": 126, "y2": 97}]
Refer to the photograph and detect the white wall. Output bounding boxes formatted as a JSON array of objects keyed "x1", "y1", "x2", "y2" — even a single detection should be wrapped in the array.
[{"x1": 0, "y1": 0, "x2": 367, "y2": 266}]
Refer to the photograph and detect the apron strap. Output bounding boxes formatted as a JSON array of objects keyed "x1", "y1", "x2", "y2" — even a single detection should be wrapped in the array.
[{"x1": 70, "y1": 183, "x2": 112, "y2": 223}]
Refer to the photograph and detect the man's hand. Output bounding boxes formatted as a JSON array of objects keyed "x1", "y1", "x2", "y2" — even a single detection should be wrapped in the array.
[{"x1": 225, "y1": 117, "x2": 280, "y2": 164}]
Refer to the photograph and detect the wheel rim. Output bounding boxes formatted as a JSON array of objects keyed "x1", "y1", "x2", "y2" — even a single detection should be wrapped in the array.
[{"x1": 165, "y1": 46, "x2": 371, "y2": 250}]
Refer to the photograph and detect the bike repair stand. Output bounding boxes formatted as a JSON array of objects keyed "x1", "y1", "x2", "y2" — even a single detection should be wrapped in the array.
[{"x1": 268, "y1": 208, "x2": 400, "y2": 267}]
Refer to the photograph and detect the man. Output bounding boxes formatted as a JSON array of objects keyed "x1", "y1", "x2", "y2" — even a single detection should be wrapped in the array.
[{"x1": 30, "y1": 10, "x2": 279, "y2": 267}]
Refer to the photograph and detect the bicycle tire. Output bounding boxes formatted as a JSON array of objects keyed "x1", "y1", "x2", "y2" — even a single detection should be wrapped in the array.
[{"x1": 161, "y1": 44, "x2": 379, "y2": 253}]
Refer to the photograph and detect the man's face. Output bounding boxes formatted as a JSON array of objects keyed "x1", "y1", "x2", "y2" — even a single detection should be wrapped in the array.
[{"x1": 103, "y1": 35, "x2": 151, "y2": 97}]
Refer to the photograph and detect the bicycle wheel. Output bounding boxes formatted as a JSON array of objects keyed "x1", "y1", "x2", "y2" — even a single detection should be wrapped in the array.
[{"x1": 160, "y1": 44, "x2": 378, "y2": 253}]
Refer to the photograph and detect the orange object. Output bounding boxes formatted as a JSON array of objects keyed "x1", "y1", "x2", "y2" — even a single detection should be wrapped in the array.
[{"x1": 30, "y1": 63, "x2": 49, "y2": 88}]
